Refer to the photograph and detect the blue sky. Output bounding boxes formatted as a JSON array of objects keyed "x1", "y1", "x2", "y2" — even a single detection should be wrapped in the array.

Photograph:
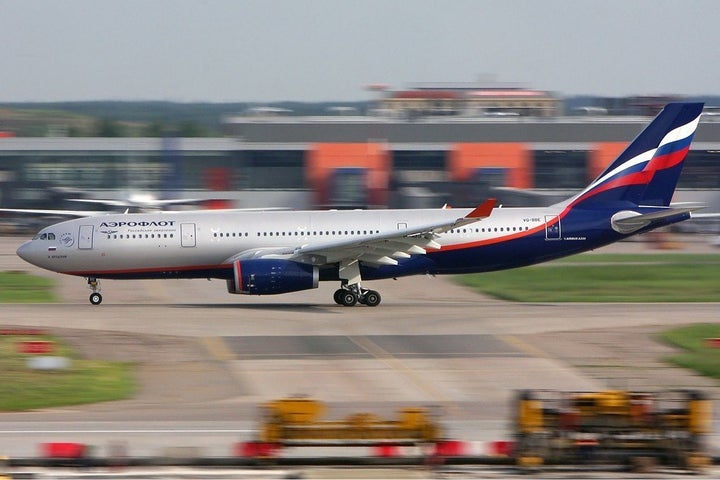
[{"x1": 1, "y1": 0, "x2": 718, "y2": 102}]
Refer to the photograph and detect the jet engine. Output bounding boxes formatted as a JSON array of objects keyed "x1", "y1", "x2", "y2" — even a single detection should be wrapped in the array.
[{"x1": 226, "y1": 259, "x2": 319, "y2": 295}]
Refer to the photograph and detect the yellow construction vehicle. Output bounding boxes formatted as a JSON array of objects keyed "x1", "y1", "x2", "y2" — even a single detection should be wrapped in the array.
[
  {"x1": 513, "y1": 389, "x2": 711, "y2": 471},
  {"x1": 258, "y1": 397, "x2": 442, "y2": 445}
]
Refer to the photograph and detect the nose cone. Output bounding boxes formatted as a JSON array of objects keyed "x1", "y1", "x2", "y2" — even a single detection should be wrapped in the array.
[
  {"x1": 16, "y1": 241, "x2": 31, "y2": 262},
  {"x1": 16, "y1": 240, "x2": 41, "y2": 268}
]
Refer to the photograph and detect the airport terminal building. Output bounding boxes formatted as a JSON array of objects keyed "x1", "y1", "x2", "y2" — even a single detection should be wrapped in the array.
[{"x1": 2, "y1": 113, "x2": 720, "y2": 217}]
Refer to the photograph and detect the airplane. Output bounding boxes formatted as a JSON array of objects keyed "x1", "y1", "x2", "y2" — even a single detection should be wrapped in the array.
[
  {"x1": 66, "y1": 192, "x2": 207, "y2": 212},
  {"x1": 2, "y1": 192, "x2": 210, "y2": 217},
  {"x1": 12, "y1": 102, "x2": 711, "y2": 307}
]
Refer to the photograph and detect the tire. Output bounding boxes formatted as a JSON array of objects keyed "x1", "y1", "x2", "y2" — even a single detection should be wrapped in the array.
[
  {"x1": 333, "y1": 289, "x2": 345, "y2": 305},
  {"x1": 89, "y1": 292, "x2": 103, "y2": 305},
  {"x1": 363, "y1": 290, "x2": 381, "y2": 307},
  {"x1": 340, "y1": 291, "x2": 358, "y2": 307}
]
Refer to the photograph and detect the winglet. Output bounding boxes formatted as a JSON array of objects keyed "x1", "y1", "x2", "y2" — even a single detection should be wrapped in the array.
[{"x1": 466, "y1": 198, "x2": 497, "y2": 218}]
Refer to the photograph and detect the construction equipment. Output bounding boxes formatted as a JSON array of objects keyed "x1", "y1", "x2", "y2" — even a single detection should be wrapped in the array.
[
  {"x1": 258, "y1": 397, "x2": 442, "y2": 445},
  {"x1": 513, "y1": 389, "x2": 711, "y2": 471}
]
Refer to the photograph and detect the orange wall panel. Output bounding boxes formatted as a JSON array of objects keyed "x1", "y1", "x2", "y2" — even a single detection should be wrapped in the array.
[
  {"x1": 306, "y1": 143, "x2": 390, "y2": 205},
  {"x1": 449, "y1": 143, "x2": 531, "y2": 188}
]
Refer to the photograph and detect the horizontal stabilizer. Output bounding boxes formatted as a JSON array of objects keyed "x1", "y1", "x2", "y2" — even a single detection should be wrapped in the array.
[{"x1": 611, "y1": 206, "x2": 702, "y2": 234}]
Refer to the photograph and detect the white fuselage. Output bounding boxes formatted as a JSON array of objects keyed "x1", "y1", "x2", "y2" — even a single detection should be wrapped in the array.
[{"x1": 17, "y1": 207, "x2": 557, "y2": 277}]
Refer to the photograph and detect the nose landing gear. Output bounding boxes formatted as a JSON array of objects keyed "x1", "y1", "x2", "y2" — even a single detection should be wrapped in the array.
[{"x1": 87, "y1": 277, "x2": 102, "y2": 305}]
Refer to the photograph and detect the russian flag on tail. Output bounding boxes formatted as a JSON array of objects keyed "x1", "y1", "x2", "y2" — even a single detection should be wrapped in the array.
[{"x1": 564, "y1": 102, "x2": 704, "y2": 209}]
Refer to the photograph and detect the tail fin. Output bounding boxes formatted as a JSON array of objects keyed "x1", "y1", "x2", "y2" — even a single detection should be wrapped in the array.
[{"x1": 562, "y1": 102, "x2": 704, "y2": 209}]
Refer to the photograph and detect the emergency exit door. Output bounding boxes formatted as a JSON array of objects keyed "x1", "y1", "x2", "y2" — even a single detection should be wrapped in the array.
[
  {"x1": 181, "y1": 223, "x2": 196, "y2": 247},
  {"x1": 78, "y1": 225, "x2": 94, "y2": 249}
]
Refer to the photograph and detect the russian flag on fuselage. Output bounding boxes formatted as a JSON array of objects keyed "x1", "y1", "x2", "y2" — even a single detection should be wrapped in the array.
[{"x1": 567, "y1": 102, "x2": 704, "y2": 208}]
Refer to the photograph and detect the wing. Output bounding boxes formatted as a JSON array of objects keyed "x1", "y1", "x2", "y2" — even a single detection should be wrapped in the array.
[
  {"x1": 0, "y1": 208, "x2": 113, "y2": 217},
  {"x1": 223, "y1": 199, "x2": 496, "y2": 267},
  {"x1": 0, "y1": 206, "x2": 293, "y2": 219},
  {"x1": 68, "y1": 198, "x2": 205, "y2": 207}
]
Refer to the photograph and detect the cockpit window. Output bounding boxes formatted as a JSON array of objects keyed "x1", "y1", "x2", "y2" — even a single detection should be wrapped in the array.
[{"x1": 33, "y1": 232, "x2": 55, "y2": 241}]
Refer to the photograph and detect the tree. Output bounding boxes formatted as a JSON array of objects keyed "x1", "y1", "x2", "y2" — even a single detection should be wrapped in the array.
[{"x1": 95, "y1": 118, "x2": 124, "y2": 137}]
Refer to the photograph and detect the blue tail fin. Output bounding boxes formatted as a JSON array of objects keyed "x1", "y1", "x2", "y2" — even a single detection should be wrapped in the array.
[{"x1": 563, "y1": 102, "x2": 703, "y2": 209}]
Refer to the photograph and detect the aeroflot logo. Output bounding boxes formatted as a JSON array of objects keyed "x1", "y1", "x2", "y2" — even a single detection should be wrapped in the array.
[{"x1": 100, "y1": 221, "x2": 176, "y2": 228}]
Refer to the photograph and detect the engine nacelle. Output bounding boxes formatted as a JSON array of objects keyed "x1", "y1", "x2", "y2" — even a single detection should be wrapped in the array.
[{"x1": 226, "y1": 259, "x2": 319, "y2": 295}]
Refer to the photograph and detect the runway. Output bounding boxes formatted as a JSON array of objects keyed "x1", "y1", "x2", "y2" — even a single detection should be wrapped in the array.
[{"x1": 0, "y1": 236, "x2": 719, "y2": 460}]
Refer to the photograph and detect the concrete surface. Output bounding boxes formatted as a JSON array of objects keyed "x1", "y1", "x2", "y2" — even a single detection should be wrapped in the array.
[{"x1": 0, "y1": 234, "x2": 719, "y2": 462}]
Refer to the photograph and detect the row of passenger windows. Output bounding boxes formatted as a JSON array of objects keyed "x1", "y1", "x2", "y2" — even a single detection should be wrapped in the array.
[
  {"x1": 212, "y1": 226, "x2": 530, "y2": 239},
  {"x1": 213, "y1": 230, "x2": 382, "y2": 238},
  {"x1": 106, "y1": 233, "x2": 174, "y2": 239},
  {"x1": 449, "y1": 226, "x2": 531, "y2": 234},
  {"x1": 101, "y1": 225, "x2": 531, "y2": 242}
]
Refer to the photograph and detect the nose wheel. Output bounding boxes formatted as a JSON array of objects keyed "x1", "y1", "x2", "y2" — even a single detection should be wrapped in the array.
[{"x1": 87, "y1": 277, "x2": 102, "y2": 305}]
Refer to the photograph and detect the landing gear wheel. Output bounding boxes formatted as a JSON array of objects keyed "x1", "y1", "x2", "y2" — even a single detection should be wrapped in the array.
[
  {"x1": 333, "y1": 288, "x2": 346, "y2": 305},
  {"x1": 340, "y1": 291, "x2": 358, "y2": 307},
  {"x1": 89, "y1": 292, "x2": 103, "y2": 305},
  {"x1": 363, "y1": 290, "x2": 381, "y2": 307}
]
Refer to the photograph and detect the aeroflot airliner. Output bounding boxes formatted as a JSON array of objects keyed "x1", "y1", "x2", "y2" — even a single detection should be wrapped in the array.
[{"x1": 10, "y1": 103, "x2": 711, "y2": 306}]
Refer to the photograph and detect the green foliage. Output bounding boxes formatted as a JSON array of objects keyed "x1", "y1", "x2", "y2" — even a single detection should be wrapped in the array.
[
  {"x1": 95, "y1": 118, "x2": 122, "y2": 137},
  {"x1": 660, "y1": 324, "x2": 720, "y2": 379},
  {"x1": 456, "y1": 254, "x2": 720, "y2": 302},
  {"x1": 0, "y1": 335, "x2": 134, "y2": 411},
  {"x1": 0, "y1": 100, "x2": 370, "y2": 137},
  {"x1": 0, "y1": 271, "x2": 57, "y2": 303}
]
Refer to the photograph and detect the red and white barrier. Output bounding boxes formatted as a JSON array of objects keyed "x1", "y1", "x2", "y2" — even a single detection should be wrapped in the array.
[{"x1": 41, "y1": 442, "x2": 87, "y2": 458}]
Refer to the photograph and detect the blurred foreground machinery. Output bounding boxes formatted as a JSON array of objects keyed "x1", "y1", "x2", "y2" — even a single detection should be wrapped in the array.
[
  {"x1": 513, "y1": 389, "x2": 711, "y2": 471},
  {"x1": 253, "y1": 397, "x2": 441, "y2": 453}
]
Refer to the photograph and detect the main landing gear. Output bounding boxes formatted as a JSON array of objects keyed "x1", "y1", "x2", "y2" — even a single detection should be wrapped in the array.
[
  {"x1": 87, "y1": 277, "x2": 102, "y2": 305},
  {"x1": 335, "y1": 259, "x2": 382, "y2": 307},
  {"x1": 333, "y1": 286, "x2": 381, "y2": 307}
]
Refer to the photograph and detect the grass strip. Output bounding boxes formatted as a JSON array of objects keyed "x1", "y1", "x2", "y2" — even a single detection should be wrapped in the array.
[
  {"x1": 660, "y1": 324, "x2": 720, "y2": 379},
  {"x1": 456, "y1": 253, "x2": 720, "y2": 302},
  {"x1": 0, "y1": 334, "x2": 135, "y2": 411},
  {"x1": 0, "y1": 271, "x2": 57, "y2": 303}
]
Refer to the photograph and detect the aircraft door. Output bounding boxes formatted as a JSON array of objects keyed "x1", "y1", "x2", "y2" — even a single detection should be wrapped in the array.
[
  {"x1": 181, "y1": 223, "x2": 196, "y2": 247},
  {"x1": 544, "y1": 215, "x2": 561, "y2": 240},
  {"x1": 78, "y1": 225, "x2": 94, "y2": 250}
]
